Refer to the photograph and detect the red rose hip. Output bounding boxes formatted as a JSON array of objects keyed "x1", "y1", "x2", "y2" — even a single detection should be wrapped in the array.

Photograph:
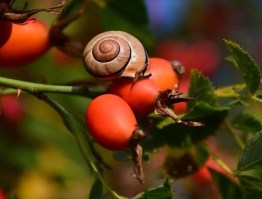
[{"x1": 85, "y1": 94, "x2": 138, "y2": 151}]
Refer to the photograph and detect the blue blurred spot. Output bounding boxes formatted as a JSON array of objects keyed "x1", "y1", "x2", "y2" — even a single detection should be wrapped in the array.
[{"x1": 145, "y1": 0, "x2": 189, "y2": 38}]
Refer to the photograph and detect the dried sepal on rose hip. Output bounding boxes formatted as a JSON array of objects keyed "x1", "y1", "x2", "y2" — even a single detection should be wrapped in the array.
[{"x1": 85, "y1": 94, "x2": 146, "y2": 183}]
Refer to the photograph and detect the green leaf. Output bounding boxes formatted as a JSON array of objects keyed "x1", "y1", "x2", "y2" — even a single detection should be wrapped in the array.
[
  {"x1": 188, "y1": 70, "x2": 218, "y2": 109},
  {"x1": 224, "y1": 39, "x2": 261, "y2": 94},
  {"x1": 237, "y1": 132, "x2": 262, "y2": 199},
  {"x1": 143, "y1": 105, "x2": 228, "y2": 149},
  {"x1": 101, "y1": 0, "x2": 154, "y2": 49},
  {"x1": 89, "y1": 178, "x2": 103, "y2": 199},
  {"x1": 232, "y1": 113, "x2": 262, "y2": 134},
  {"x1": 210, "y1": 169, "x2": 244, "y2": 199},
  {"x1": 183, "y1": 102, "x2": 230, "y2": 120},
  {"x1": 134, "y1": 179, "x2": 174, "y2": 199}
]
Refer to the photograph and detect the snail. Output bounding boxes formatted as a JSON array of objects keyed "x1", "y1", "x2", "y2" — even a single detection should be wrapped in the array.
[{"x1": 83, "y1": 31, "x2": 151, "y2": 81}]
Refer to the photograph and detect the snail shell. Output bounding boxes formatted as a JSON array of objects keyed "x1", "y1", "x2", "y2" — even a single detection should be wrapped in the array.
[{"x1": 83, "y1": 31, "x2": 151, "y2": 81}]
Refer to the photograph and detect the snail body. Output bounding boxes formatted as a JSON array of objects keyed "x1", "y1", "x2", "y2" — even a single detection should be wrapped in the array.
[{"x1": 83, "y1": 31, "x2": 150, "y2": 81}]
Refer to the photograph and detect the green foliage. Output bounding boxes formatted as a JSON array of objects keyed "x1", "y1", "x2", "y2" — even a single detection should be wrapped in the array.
[
  {"x1": 134, "y1": 179, "x2": 174, "y2": 199},
  {"x1": 210, "y1": 169, "x2": 243, "y2": 199},
  {"x1": 101, "y1": 0, "x2": 154, "y2": 49},
  {"x1": 237, "y1": 132, "x2": 262, "y2": 199},
  {"x1": 224, "y1": 39, "x2": 261, "y2": 94},
  {"x1": 188, "y1": 70, "x2": 218, "y2": 108},
  {"x1": 231, "y1": 113, "x2": 262, "y2": 134},
  {"x1": 89, "y1": 178, "x2": 103, "y2": 199}
]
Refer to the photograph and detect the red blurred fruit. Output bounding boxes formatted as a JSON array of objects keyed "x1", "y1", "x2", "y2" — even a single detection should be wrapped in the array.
[
  {"x1": 206, "y1": 157, "x2": 239, "y2": 183},
  {"x1": 188, "y1": 3, "x2": 242, "y2": 39},
  {"x1": 51, "y1": 47, "x2": 74, "y2": 65},
  {"x1": 192, "y1": 157, "x2": 239, "y2": 185},
  {"x1": 0, "y1": 95, "x2": 24, "y2": 124},
  {"x1": 0, "y1": 19, "x2": 50, "y2": 67},
  {"x1": 156, "y1": 39, "x2": 220, "y2": 77},
  {"x1": 0, "y1": 190, "x2": 6, "y2": 199},
  {"x1": 192, "y1": 165, "x2": 212, "y2": 184}
]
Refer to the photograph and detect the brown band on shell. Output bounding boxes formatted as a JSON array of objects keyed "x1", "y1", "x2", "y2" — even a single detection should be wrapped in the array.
[{"x1": 83, "y1": 31, "x2": 150, "y2": 81}]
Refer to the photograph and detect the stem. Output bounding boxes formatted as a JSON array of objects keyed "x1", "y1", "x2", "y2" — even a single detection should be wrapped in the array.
[
  {"x1": 201, "y1": 143, "x2": 235, "y2": 175},
  {"x1": 251, "y1": 95, "x2": 262, "y2": 103},
  {"x1": 225, "y1": 120, "x2": 245, "y2": 150},
  {"x1": 37, "y1": 94, "x2": 125, "y2": 199},
  {"x1": 0, "y1": 76, "x2": 99, "y2": 97},
  {"x1": 214, "y1": 84, "x2": 245, "y2": 98},
  {"x1": 215, "y1": 83, "x2": 262, "y2": 105},
  {"x1": 0, "y1": 88, "x2": 21, "y2": 95}
]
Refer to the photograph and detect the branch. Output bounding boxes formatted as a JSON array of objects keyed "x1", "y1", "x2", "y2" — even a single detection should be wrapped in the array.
[{"x1": 0, "y1": 76, "x2": 100, "y2": 97}]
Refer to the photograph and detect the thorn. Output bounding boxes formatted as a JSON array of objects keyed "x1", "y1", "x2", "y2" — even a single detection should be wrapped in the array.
[{"x1": 17, "y1": 89, "x2": 22, "y2": 97}]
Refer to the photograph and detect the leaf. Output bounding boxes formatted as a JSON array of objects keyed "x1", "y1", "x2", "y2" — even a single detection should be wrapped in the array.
[
  {"x1": 142, "y1": 105, "x2": 228, "y2": 149},
  {"x1": 210, "y1": 168, "x2": 244, "y2": 199},
  {"x1": 183, "y1": 102, "x2": 230, "y2": 120},
  {"x1": 134, "y1": 178, "x2": 174, "y2": 199},
  {"x1": 224, "y1": 39, "x2": 261, "y2": 94},
  {"x1": 188, "y1": 70, "x2": 218, "y2": 109},
  {"x1": 101, "y1": 0, "x2": 154, "y2": 49},
  {"x1": 89, "y1": 178, "x2": 103, "y2": 199},
  {"x1": 237, "y1": 132, "x2": 262, "y2": 199},
  {"x1": 232, "y1": 113, "x2": 262, "y2": 134}
]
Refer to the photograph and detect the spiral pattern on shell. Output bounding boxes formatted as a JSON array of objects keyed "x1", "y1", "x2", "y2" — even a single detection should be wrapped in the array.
[{"x1": 83, "y1": 31, "x2": 150, "y2": 81}]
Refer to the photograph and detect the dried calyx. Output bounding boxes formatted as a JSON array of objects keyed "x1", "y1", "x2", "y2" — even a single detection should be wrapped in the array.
[
  {"x1": 156, "y1": 89, "x2": 204, "y2": 127},
  {"x1": 128, "y1": 128, "x2": 146, "y2": 184}
]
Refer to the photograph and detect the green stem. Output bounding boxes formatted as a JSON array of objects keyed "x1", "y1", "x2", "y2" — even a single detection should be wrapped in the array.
[
  {"x1": 214, "y1": 83, "x2": 245, "y2": 98},
  {"x1": 37, "y1": 94, "x2": 125, "y2": 199},
  {"x1": 0, "y1": 76, "x2": 100, "y2": 97},
  {"x1": 201, "y1": 143, "x2": 235, "y2": 175},
  {"x1": 0, "y1": 88, "x2": 21, "y2": 95},
  {"x1": 215, "y1": 83, "x2": 262, "y2": 105},
  {"x1": 225, "y1": 120, "x2": 245, "y2": 150},
  {"x1": 251, "y1": 95, "x2": 262, "y2": 103}
]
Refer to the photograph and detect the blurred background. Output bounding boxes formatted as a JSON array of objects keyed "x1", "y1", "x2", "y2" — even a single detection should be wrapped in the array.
[{"x1": 1, "y1": 0, "x2": 262, "y2": 198}]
